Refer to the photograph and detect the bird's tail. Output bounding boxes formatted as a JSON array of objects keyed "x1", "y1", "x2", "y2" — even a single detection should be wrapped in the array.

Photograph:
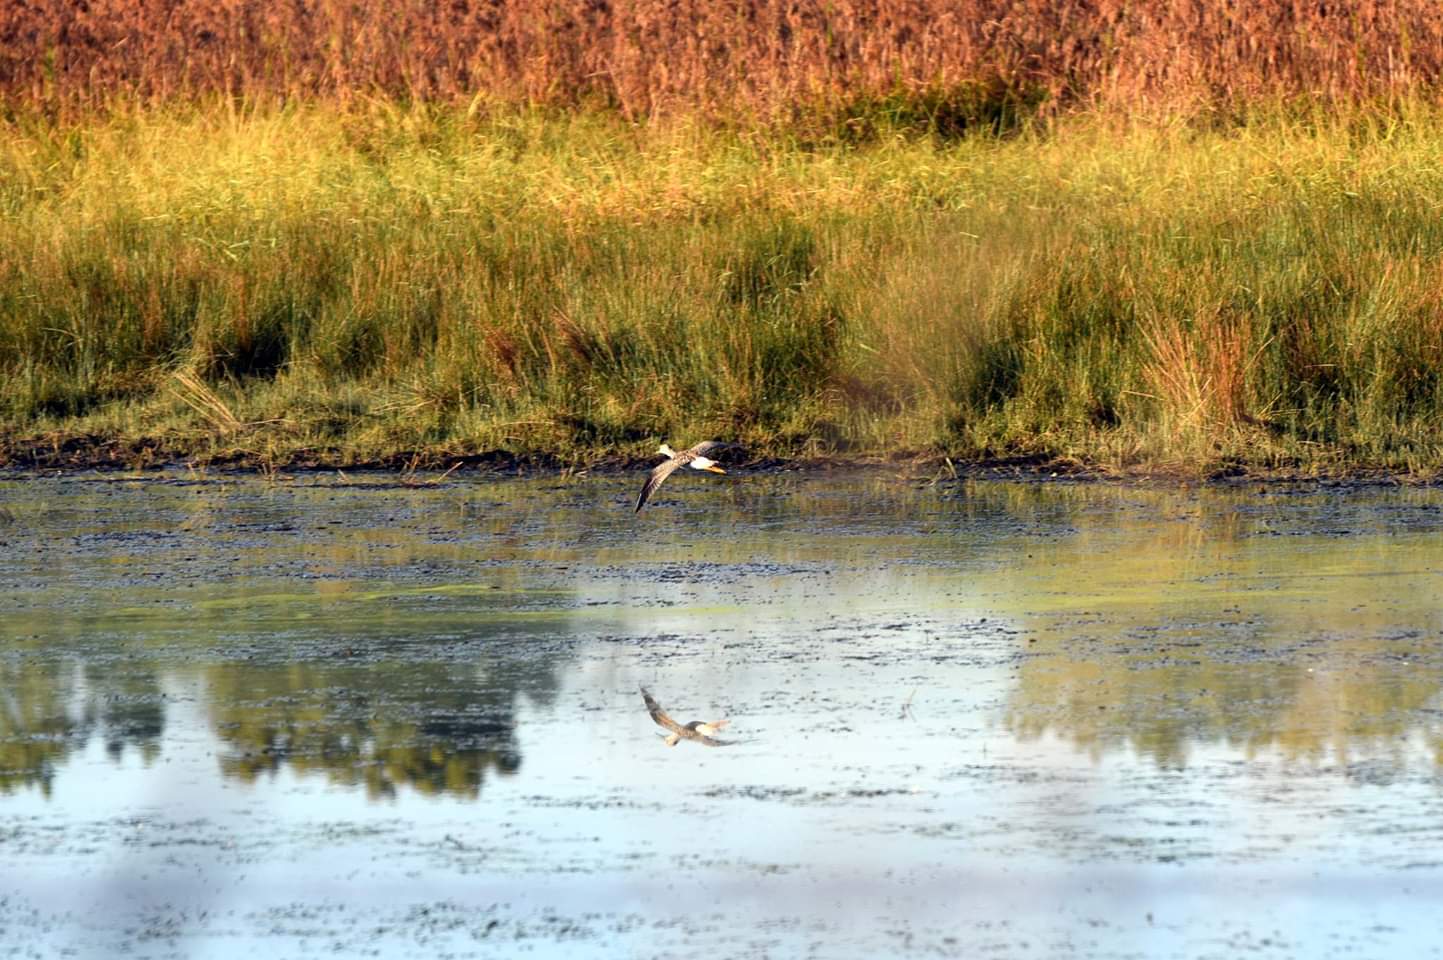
[{"x1": 664, "y1": 732, "x2": 682, "y2": 747}]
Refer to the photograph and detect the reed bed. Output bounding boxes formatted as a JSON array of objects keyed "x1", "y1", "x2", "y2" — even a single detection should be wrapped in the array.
[
  {"x1": 5, "y1": 103, "x2": 1443, "y2": 473},
  {"x1": 4, "y1": 1, "x2": 1443, "y2": 121}
]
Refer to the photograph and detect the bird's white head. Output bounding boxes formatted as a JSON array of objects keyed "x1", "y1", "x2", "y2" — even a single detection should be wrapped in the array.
[{"x1": 656, "y1": 443, "x2": 676, "y2": 458}]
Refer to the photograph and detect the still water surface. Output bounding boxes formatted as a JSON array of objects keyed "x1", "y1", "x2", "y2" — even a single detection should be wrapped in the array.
[{"x1": 2, "y1": 471, "x2": 1443, "y2": 957}]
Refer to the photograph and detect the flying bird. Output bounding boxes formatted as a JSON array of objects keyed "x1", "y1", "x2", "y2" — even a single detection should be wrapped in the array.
[
  {"x1": 634, "y1": 441, "x2": 728, "y2": 513},
  {"x1": 640, "y1": 687, "x2": 733, "y2": 747}
]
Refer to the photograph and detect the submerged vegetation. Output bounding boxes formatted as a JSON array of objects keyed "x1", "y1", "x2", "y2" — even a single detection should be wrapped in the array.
[{"x1": 5, "y1": 2, "x2": 1443, "y2": 473}]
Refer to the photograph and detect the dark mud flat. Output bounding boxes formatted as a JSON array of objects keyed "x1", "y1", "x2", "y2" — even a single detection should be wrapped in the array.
[{"x1": 2, "y1": 472, "x2": 1443, "y2": 958}]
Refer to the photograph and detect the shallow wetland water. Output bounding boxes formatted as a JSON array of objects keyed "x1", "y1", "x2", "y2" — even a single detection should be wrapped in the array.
[{"x1": 2, "y1": 470, "x2": 1443, "y2": 958}]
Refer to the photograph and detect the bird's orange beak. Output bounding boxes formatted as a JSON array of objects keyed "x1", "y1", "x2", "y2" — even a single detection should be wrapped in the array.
[{"x1": 704, "y1": 465, "x2": 727, "y2": 474}]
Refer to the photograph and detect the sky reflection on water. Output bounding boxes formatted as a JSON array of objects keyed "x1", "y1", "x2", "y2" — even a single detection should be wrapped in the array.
[{"x1": 2, "y1": 472, "x2": 1442, "y2": 957}]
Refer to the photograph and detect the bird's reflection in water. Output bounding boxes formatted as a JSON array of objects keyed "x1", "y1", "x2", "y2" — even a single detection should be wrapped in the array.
[{"x1": 641, "y1": 688, "x2": 734, "y2": 747}]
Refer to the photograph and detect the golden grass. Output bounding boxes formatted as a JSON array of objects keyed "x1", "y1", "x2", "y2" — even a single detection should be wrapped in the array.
[{"x1": 7, "y1": 104, "x2": 1443, "y2": 473}]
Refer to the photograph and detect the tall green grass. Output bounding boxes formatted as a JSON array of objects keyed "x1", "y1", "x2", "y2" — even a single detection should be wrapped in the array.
[{"x1": 5, "y1": 102, "x2": 1443, "y2": 472}]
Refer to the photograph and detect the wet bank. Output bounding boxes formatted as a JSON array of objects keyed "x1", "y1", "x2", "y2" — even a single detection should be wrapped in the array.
[
  {"x1": 6, "y1": 431, "x2": 1442, "y2": 485},
  {"x1": 2, "y1": 472, "x2": 1442, "y2": 957}
]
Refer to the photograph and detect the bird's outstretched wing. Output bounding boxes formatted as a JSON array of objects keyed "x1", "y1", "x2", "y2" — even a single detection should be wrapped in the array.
[
  {"x1": 640, "y1": 688, "x2": 686, "y2": 735},
  {"x1": 691, "y1": 731, "x2": 735, "y2": 747},
  {"x1": 685, "y1": 440, "x2": 726, "y2": 458},
  {"x1": 635, "y1": 459, "x2": 684, "y2": 513}
]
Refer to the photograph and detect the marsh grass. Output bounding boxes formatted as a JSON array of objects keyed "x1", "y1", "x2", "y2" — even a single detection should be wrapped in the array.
[{"x1": 6, "y1": 102, "x2": 1443, "y2": 473}]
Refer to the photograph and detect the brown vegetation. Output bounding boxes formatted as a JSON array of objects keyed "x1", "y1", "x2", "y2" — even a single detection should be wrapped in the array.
[{"x1": 5, "y1": 1, "x2": 1443, "y2": 117}]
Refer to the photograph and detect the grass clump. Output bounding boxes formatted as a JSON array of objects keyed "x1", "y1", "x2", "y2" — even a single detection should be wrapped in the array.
[{"x1": 6, "y1": 102, "x2": 1443, "y2": 474}]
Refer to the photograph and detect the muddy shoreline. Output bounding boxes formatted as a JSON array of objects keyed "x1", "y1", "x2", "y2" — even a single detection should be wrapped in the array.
[{"x1": 1, "y1": 433, "x2": 1434, "y2": 486}]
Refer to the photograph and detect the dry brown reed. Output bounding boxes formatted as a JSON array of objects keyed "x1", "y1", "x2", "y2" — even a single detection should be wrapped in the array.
[
  {"x1": 170, "y1": 369, "x2": 243, "y2": 435},
  {"x1": 5, "y1": 1, "x2": 1443, "y2": 117},
  {"x1": 1139, "y1": 310, "x2": 1265, "y2": 439}
]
